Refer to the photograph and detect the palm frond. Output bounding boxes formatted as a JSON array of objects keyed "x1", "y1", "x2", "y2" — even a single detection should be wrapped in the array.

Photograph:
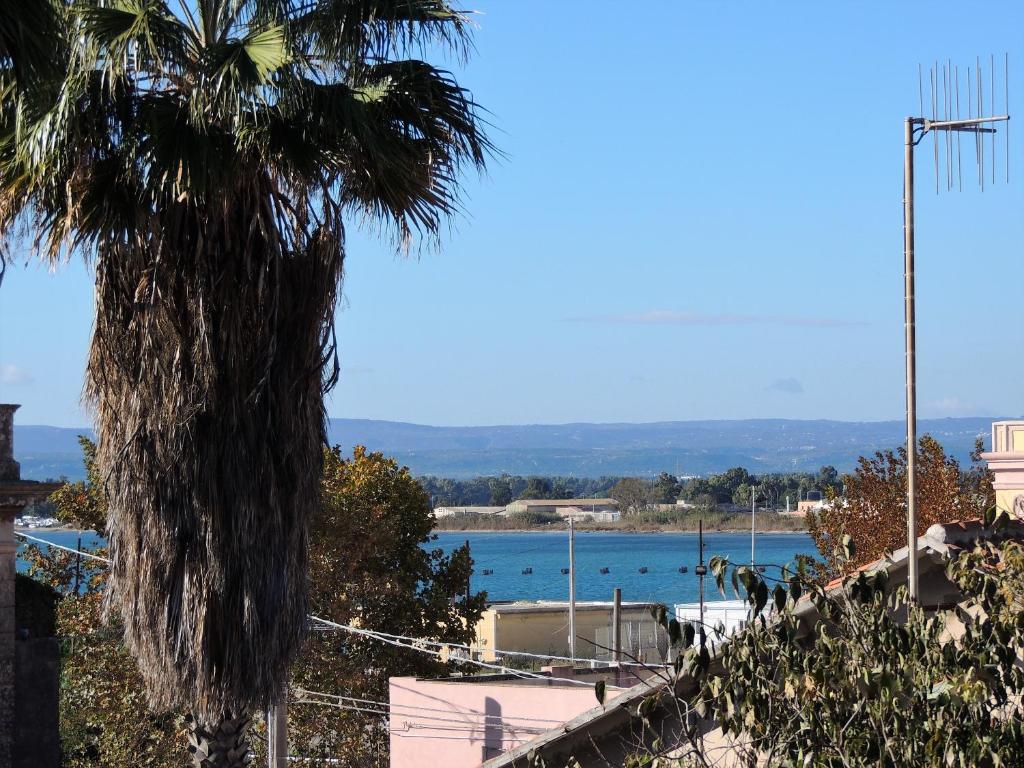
[
  {"x1": 0, "y1": 0, "x2": 64, "y2": 85},
  {"x1": 76, "y1": 0, "x2": 197, "y2": 77},
  {"x1": 298, "y1": 0, "x2": 472, "y2": 62},
  {"x1": 0, "y1": 0, "x2": 493, "y2": 731}
]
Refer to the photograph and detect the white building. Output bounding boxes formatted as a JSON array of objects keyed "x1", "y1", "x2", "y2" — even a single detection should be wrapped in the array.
[
  {"x1": 433, "y1": 506, "x2": 506, "y2": 519},
  {"x1": 673, "y1": 600, "x2": 749, "y2": 647},
  {"x1": 502, "y1": 498, "x2": 619, "y2": 521}
]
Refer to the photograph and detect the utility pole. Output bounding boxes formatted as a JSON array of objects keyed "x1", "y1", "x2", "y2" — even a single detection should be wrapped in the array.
[
  {"x1": 902, "y1": 57, "x2": 1009, "y2": 600},
  {"x1": 568, "y1": 517, "x2": 576, "y2": 661},
  {"x1": 612, "y1": 587, "x2": 621, "y2": 664},
  {"x1": 73, "y1": 534, "x2": 82, "y2": 594},
  {"x1": 903, "y1": 114, "x2": 919, "y2": 603},
  {"x1": 266, "y1": 691, "x2": 287, "y2": 768},
  {"x1": 695, "y1": 519, "x2": 707, "y2": 650},
  {"x1": 750, "y1": 486, "x2": 756, "y2": 567},
  {"x1": 464, "y1": 539, "x2": 471, "y2": 605}
]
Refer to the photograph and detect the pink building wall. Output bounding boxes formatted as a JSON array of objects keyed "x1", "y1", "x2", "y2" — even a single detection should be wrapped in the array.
[{"x1": 388, "y1": 677, "x2": 597, "y2": 768}]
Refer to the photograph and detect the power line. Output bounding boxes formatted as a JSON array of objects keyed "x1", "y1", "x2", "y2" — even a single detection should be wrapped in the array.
[
  {"x1": 293, "y1": 688, "x2": 564, "y2": 726},
  {"x1": 17, "y1": 533, "x2": 616, "y2": 689},
  {"x1": 313, "y1": 618, "x2": 620, "y2": 667},
  {"x1": 15, "y1": 531, "x2": 110, "y2": 562},
  {"x1": 308, "y1": 615, "x2": 604, "y2": 688},
  {"x1": 294, "y1": 696, "x2": 551, "y2": 735}
]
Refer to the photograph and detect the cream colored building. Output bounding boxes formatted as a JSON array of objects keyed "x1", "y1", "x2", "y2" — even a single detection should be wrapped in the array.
[
  {"x1": 981, "y1": 421, "x2": 1024, "y2": 518},
  {"x1": 472, "y1": 600, "x2": 668, "y2": 664},
  {"x1": 432, "y1": 505, "x2": 505, "y2": 519},
  {"x1": 502, "y1": 498, "x2": 619, "y2": 521}
]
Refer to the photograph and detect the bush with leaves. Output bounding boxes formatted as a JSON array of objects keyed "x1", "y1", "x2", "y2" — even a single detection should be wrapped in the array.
[
  {"x1": 621, "y1": 515, "x2": 1024, "y2": 768},
  {"x1": 25, "y1": 441, "x2": 483, "y2": 767}
]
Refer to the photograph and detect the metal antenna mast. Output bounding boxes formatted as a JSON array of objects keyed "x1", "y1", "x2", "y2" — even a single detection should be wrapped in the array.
[
  {"x1": 904, "y1": 55, "x2": 1010, "y2": 602},
  {"x1": 568, "y1": 517, "x2": 576, "y2": 660},
  {"x1": 695, "y1": 519, "x2": 707, "y2": 651}
]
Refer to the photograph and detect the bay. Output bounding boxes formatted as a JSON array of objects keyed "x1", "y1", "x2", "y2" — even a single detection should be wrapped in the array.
[
  {"x1": 432, "y1": 531, "x2": 816, "y2": 605},
  {"x1": 17, "y1": 529, "x2": 817, "y2": 607}
]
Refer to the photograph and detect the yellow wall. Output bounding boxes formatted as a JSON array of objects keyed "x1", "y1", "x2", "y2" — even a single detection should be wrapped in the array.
[{"x1": 472, "y1": 605, "x2": 668, "y2": 663}]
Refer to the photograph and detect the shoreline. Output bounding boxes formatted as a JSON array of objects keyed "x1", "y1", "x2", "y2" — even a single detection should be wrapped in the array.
[{"x1": 432, "y1": 527, "x2": 809, "y2": 535}]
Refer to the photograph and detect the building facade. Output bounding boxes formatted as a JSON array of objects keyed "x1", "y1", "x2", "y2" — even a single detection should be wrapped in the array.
[{"x1": 472, "y1": 600, "x2": 668, "y2": 663}]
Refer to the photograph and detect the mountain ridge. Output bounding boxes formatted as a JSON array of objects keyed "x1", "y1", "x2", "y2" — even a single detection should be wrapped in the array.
[{"x1": 12, "y1": 416, "x2": 1006, "y2": 480}]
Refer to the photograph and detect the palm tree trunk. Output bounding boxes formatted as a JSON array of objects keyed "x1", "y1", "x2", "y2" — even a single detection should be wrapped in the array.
[
  {"x1": 186, "y1": 712, "x2": 253, "y2": 768},
  {"x1": 90, "y1": 193, "x2": 342, "y2": 723}
]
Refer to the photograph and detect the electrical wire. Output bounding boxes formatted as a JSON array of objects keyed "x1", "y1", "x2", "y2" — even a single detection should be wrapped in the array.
[
  {"x1": 293, "y1": 688, "x2": 564, "y2": 726},
  {"x1": 16, "y1": 533, "x2": 620, "y2": 689},
  {"x1": 309, "y1": 615, "x2": 606, "y2": 688},
  {"x1": 297, "y1": 698, "x2": 550, "y2": 736},
  {"x1": 312, "y1": 617, "x2": 620, "y2": 667},
  {"x1": 15, "y1": 531, "x2": 110, "y2": 562}
]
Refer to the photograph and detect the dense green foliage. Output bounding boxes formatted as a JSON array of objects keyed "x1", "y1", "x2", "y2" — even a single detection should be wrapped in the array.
[
  {"x1": 419, "y1": 474, "x2": 621, "y2": 506},
  {"x1": 420, "y1": 467, "x2": 834, "y2": 510},
  {"x1": 600, "y1": 515, "x2": 1024, "y2": 767}
]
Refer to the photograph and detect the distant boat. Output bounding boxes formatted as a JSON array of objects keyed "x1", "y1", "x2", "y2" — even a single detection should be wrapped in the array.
[
  {"x1": 560, "y1": 568, "x2": 570, "y2": 575},
  {"x1": 599, "y1": 567, "x2": 610, "y2": 575},
  {"x1": 638, "y1": 567, "x2": 648, "y2": 574},
  {"x1": 482, "y1": 569, "x2": 493, "y2": 576},
  {"x1": 678, "y1": 566, "x2": 688, "y2": 574},
  {"x1": 522, "y1": 567, "x2": 533, "y2": 575}
]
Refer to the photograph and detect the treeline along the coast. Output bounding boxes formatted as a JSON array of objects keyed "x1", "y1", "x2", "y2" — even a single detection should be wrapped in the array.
[{"x1": 420, "y1": 466, "x2": 842, "y2": 509}]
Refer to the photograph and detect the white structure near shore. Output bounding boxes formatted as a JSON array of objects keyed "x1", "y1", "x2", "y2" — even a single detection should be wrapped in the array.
[
  {"x1": 433, "y1": 498, "x2": 621, "y2": 523},
  {"x1": 674, "y1": 600, "x2": 749, "y2": 647},
  {"x1": 433, "y1": 506, "x2": 505, "y2": 519}
]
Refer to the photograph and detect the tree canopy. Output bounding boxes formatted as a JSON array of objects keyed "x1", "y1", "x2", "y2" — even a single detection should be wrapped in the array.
[{"x1": 808, "y1": 435, "x2": 992, "y2": 576}]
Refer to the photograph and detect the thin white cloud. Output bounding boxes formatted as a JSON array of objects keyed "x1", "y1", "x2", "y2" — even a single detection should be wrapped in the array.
[
  {"x1": 923, "y1": 396, "x2": 980, "y2": 417},
  {"x1": 0, "y1": 364, "x2": 33, "y2": 385},
  {"x1": 766, "y1": 377, "x2": 804, "y2": 394},
  {"x1": 565, "y1": 309, "x2": 865, "y2": 328}
]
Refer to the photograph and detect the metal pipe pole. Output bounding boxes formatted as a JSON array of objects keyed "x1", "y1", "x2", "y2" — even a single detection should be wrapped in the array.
[
  {"x1": 568, "y1": 518, "x2": 576, "y2": 661},
  {"x1": 904, "y1": 116, "x2": 919, "y2": 602},
  {"x1": 697, "y1": 520, "x2": 706, "y2": 649},
  {"x1": 266, "y1": 691, "x2": 287, "y2": 768},
  {"x1": 750, "y1": 487, "x2": 756, "y2": 567},
  {"x1": 464, "y1": 539, "x2": 471, "y2": 606},
  {"x1": 612, "y1": 587, "x2": 621, "y2": 664}
]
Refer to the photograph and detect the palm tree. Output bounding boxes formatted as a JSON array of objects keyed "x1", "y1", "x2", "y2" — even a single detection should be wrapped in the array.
[{"x1": 0, "y1": 1, "x2": 490, "y2": 764}]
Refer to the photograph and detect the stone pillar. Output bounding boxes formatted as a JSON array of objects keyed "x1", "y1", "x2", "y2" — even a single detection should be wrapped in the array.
[
  {"x1": 1, "y1": 504, "x2": 16, "y2": 768},
  {"x1": 981, "y1": 421, "x2": 1024, "y2": 518},
  {"x1": 0, "y1": 402, "x2": 20, "y2": 768},
  {"x1": 0, "y1": 404, "x2": 63, "y2": 767}
]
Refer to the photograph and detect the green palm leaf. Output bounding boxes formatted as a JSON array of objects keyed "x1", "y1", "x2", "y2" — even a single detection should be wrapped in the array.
[{"x1": 0, "y1": 0, "x2": 493, "y2": 752}]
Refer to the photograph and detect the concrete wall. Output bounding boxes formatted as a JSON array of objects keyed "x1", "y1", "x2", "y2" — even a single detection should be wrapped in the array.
[
  {"x1": 982, "y1": 421, "x2": 1024, "y2": 518},
  {"x1": 1, "y1": 513, "x2": 16, "y2": 767},
  {"x1": 14, "y1": 639, "x2": 59, "y2": 768},
  {"x1": 473, "y1": 605, "x2": 668, "y2": 663},
  {"x1": 389, "y1": 676, "x2": 597, "y2": 768}
]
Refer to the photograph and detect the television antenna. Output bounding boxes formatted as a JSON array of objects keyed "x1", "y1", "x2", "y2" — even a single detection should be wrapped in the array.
[{"x1": 904, "y1": 55, "x2": 1010, "y2": 602}]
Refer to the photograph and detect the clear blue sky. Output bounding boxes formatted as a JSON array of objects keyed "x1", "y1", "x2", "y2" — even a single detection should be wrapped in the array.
[{"x1": 1, "y1": 1, "x2": 1022, "y2": 428}]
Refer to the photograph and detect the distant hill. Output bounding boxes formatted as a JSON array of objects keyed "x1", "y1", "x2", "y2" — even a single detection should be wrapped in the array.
[{"x1": 13, "y1": 416, "x2": 1005, "y2": 481}]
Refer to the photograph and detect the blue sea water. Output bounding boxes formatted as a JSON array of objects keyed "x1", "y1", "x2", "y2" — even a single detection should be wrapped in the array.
[
  {"x1": 17, "y1": 529, "x2": 816, "y2": 607},
  {"x1": 432, "y1": 531, "x2": 815, "y2": 605}
]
